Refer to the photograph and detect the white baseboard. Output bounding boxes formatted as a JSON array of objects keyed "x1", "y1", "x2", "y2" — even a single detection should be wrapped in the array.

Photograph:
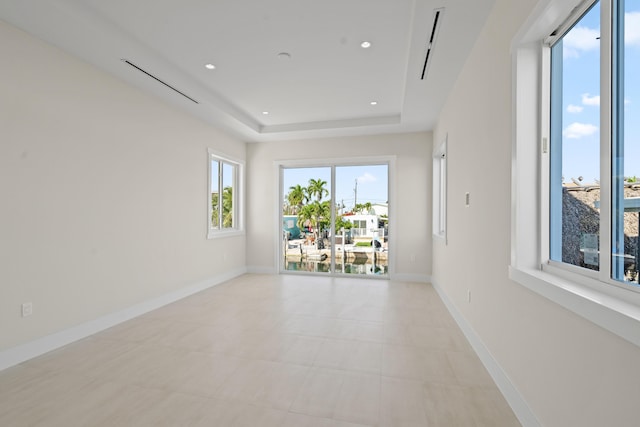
[
  {"x1": 0, "y1": 267, "x2": 247, "y2": 372},
  {"x1": 390, "y1": 273, "x2": 431, "y2": 283},
  {"x1": 246, "y1": 266, "x2": 278, "y2": 274},
  {"x1": 431, "y1": 278, "x2": 541, "y2": 427}
]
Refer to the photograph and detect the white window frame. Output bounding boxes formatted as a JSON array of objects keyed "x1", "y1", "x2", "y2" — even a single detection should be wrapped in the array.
[
  {"x1": 433, "y1": 135, "x2": 447, "y2": 242},
  {"x1": 207, "y1": 148, "x2": 244, "y2": 239},
  {"x1": 510, "y1": 0, "x2": 640, "y2": 348}
]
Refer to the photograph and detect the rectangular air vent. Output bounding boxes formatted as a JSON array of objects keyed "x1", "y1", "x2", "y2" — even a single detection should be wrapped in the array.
[
  {"x1": 122, "y1": 59, "x2": 199, "y2": 104},
  {"x1": 421, "y1": 8, "x2": 444, "y2": 80}
]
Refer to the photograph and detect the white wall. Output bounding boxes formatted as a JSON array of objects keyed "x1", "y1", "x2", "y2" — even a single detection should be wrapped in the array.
[
  {"x1": 246, "y1": 133, "x2": 431, "y2": 280},
  {"x1": 433, "y1": 1, "x2": 640, "y2": 425},
  {"x1": 0, "y1": 20, "x2": 246, "y2": 352}
]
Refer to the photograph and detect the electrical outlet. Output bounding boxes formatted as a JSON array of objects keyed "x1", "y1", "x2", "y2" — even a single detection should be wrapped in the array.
[
  {"x1": 465, "y1": 192, "x2": 470, "y2": 207},
  {"x1": 21, "y1": 302, "x2": 33, "y2": 317}
]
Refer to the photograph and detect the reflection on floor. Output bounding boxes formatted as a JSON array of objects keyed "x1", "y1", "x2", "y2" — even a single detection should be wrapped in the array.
[{"x1": 0, "y1": 274, "x2": 520, "y2": 426}]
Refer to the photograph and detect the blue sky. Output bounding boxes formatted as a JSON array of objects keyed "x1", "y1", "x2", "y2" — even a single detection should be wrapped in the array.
[
  {"x1": 561, "y1": 1, "x2": 640, "y2": 182},
  {"x1": 282, "y1": 164, "x2": 388, "y2": 212}
]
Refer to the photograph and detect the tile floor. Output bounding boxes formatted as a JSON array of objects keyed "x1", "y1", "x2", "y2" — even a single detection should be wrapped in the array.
[{"x1": 0, "y1": 274, "x2": 521, "y2": 426}]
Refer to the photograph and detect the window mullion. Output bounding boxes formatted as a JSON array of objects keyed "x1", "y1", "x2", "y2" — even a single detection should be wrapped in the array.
[
  {"x1": 599, "y1": 0, "x2": 613, "y2": 282},
  {"x1": 330, "y1": 166, "x2": 336, "y2": 274},
  {"x1": 218, "y1": 162, "x2": 224, "y2": 230},
  {"x1": 233, "y1": 163, "x2": 238, "y2": 228},
  {"x1": 541, "y1": 44, "x2": 552, "y2": 266},
  {"x1": 549, "y1": 39, "x2": 564, "y2": 263}
]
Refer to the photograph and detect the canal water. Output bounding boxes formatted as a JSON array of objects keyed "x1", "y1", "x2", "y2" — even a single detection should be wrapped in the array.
[{"x1": 283, "y1": 260, "x2": 388, "y2": 275}]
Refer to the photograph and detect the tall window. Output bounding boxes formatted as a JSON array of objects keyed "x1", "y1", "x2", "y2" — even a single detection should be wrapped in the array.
[
  {"x1": 208, "y1": 149, "x2": 243, "y2": 238},
  {"x1": 548, "y1": 0, "x2": 640, "y2": 288},
  {"x1": 511, "y1": 0, "x2": 640, "y2": 348}
]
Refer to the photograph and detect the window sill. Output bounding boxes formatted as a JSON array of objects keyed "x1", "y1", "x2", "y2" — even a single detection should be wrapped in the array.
[
  {"x1": 509, "y1": 266, "x2": 640, "y2": 348},
  {"x1": 207, "y1": 229, "x2": 245, "y2": 240}
]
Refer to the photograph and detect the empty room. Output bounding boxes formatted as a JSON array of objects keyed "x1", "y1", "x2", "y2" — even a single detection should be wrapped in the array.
[{"x1": 1, "y1": 0, "x2": 639, "y2": 426}]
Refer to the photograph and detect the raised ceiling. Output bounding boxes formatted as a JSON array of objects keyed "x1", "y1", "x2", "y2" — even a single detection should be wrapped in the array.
[{"x1": 0, "y1": 0, "x2": 495, "y2": 142}]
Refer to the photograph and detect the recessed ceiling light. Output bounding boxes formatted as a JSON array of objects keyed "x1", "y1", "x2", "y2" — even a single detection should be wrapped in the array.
[
  {"x1": 370, "y1": 101, "x2": 378, "y2": 105},
  {"x1": 361, "y1": 41, "x2": 372, "y2": 48},
  {"x1": 204, "y1": 63, "x2": 216, "y2": 70},
  {"x1": 262, "y1": 111, "x2": 270, "y2": 115}
]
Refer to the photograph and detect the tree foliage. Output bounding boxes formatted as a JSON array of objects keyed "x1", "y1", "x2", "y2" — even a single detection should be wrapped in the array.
[
  {"x1": 352, "y1": 202, "x2": 373, "y2": 215},
  {"x1": 212, "y1": 186, "x2": 233, "y2": 228},
  {"x1": 335, "y1": 214, "x2": 353, "y2": 232},
  {"x1": 283, "y1": 177, "x2": 360, "y2": 247},
  {"x1": 307, "y1": 178, "x2": 329, "y2": 202},
  {"x1": 286, "y1": 184, "x2": 307, "y2": 214}
]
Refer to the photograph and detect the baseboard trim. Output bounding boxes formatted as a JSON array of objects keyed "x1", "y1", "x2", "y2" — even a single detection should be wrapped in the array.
[
  {"x1": 246, "y1": 266, "x2": 279, "y2": 274},
  {"x1": 390, "y1": 273, "x2": 431, "y2": 283},
  {"x1": 431, "y1": 278, "x2": 541, "y2": 427},
  {"x1": 0, "y1": 267, "x2": 247, "y2": 372}
]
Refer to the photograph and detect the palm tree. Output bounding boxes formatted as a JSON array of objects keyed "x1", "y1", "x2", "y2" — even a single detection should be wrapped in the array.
[
  {"x1": 287, "y1": 184, "x2": 307, "y2": 214},
  {"x1": 316, "y1": 200, "x2": 331, "y2": 235},
  {"x1": 297, "y1": 203, "x2": 315, "y2": 240},
  {"x1": 307, "y1": 178, "x2": 329, "y2": 202},
  {"x1": 297, "y1": 200, "x2": 330, "y2": 249}
]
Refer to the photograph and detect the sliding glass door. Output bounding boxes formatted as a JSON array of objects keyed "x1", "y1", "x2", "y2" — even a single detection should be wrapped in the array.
[{"x1": 281, "y1": 163, "x2": 389, "y2": 277}]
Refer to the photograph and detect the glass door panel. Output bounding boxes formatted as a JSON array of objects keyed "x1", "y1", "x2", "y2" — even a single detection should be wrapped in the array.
[
  {"x1": 335, "y1": 165, "x2": 389, "y2": 277},
  {"x1": 282, "y1": 167, "x2": 331, "y2": 273}
]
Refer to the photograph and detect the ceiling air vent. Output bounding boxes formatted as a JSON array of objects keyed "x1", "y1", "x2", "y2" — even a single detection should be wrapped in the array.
[
  {"x1": 122, "y1": 59, "x2": 199, "y2": 104},
  {"x1": 421, "y1": 8, "x2": 444, "y2": 80}
]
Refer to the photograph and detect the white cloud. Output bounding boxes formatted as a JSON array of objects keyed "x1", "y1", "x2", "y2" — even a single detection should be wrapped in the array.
[
  {"x1": 563, "y1": 25, "x2": 600, "y2": 58},
  {"x1": 582, "y1": 93, "x2": 600, "y2": 106},
  {"x1": 561, "y1": 13, "x2": 639, "y2": 57},
  {"x1": 567, "y1": 104, "x2": 583, "y2": 113},
  {"x1": 563, "y1": 122, "x2": 598, "y2": 139},
  {"x1": 627, "y1": 12, "x2": 640, "y2": 46},
  {"x1": 357, "y1": 172, "x2": 377, "y2": 184}
]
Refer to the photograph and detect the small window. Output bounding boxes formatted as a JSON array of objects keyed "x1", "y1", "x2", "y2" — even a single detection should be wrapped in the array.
[
  {"x1": 354, "y1": 220, "x2": 365, "y2": 229},
  {"x1": 208, "y1": 149, "x2": 243, "y2": 238},
  {"x1": 433, "y1": 136, "x2": 447, "y2": 241}
]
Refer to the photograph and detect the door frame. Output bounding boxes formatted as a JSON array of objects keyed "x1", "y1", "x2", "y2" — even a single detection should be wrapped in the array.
[{"x1": 275, "y1": 155, "x2": 396, "y2": 277}]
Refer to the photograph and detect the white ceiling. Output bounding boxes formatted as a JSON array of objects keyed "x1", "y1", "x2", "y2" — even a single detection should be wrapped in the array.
[{"x1": 0, "y1": 0, "x2": 495, "y2": 142}]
